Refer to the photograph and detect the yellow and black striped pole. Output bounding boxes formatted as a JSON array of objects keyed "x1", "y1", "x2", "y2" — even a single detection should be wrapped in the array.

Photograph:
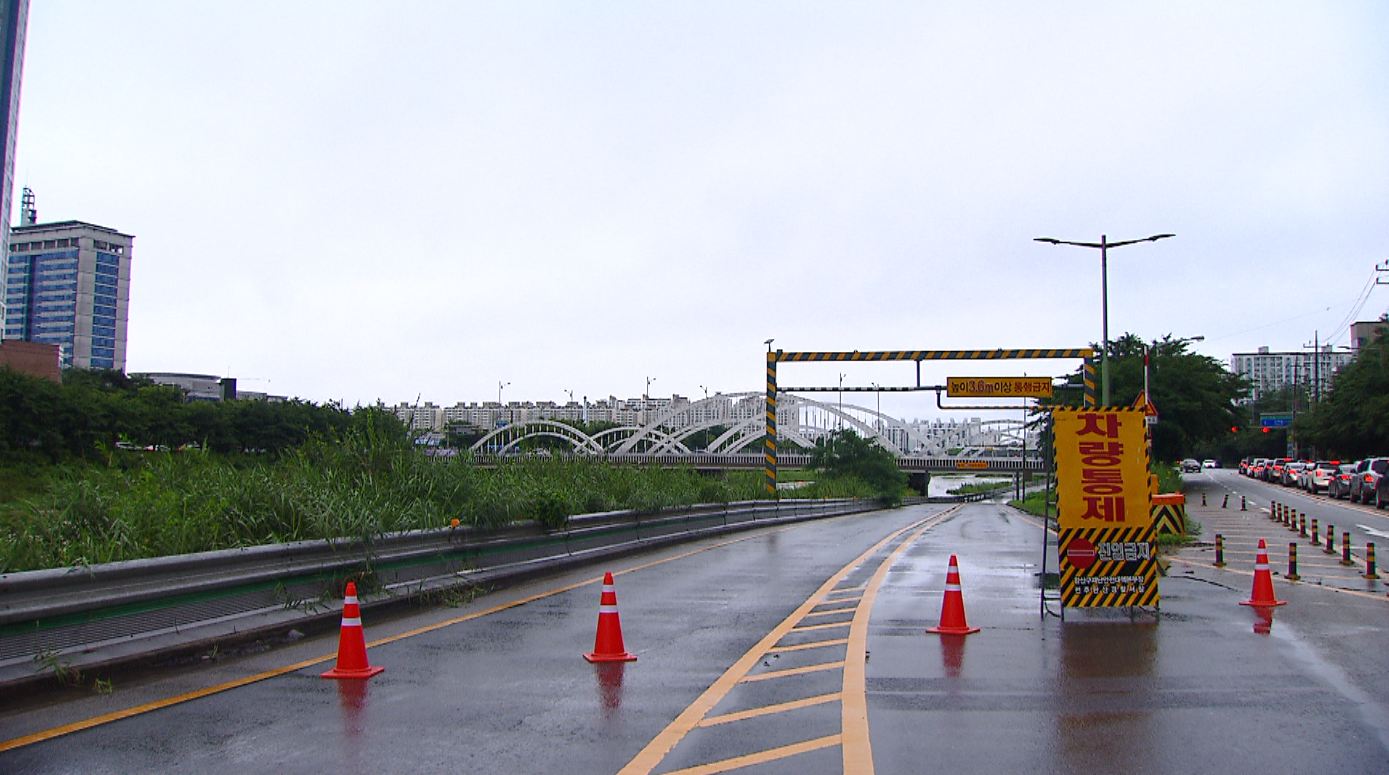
[
  {"x1": 764, "y1": 350, "x2": 778, "y2": 496},
  {"x1": 1365, "y1": 543, "x2": 1379, "y2": 580},
  {"x1": 1325, "y1": 524, "x2": 1336, "y2": 555},
  {"x1": 1311, "y1": 518, "x2": 1320, "y2": 546},
  {"x1": 1341, "y1": 532, "x2": 1353, "y2": 566},
  {"x1": 1083, "y1": 356, "x2": 1097, "y2": 408},
  {"x1": 1287, "y1": 543, "x2": 1300, "y2": 581},
  {"x1": 1214, "y1": 533, "x2": 1225, "y2": 567}
]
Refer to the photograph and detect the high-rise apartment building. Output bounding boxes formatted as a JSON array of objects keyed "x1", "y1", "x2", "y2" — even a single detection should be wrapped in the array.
[
  {"x1": 5, "y1": 214, "x2": 134, "y2": 370},
  {"x1": 1229, "y1": 345, "x2": 1353, "y2": 405},
  {"x1": 0, "y1": 0, "x2": 29, "y2": 328}
]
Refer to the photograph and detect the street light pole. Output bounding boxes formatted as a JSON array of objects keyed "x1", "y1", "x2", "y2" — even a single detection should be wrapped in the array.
[
  {"x1": 498, "y1": 380, "x2": 511, "y2": 425},
  {"x1": 1035, "y1": 233, "x2": 1175, "y2": 406}
]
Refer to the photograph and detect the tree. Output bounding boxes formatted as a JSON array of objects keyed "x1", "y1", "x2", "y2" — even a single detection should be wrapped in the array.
[
  {"x1": 810, "y1": 429, "x2": 906, "y2": 503},
  {"x1": 1044, "y1": 333, "x2": 1249, "y2": 462},
  {"x1": 1296, "y1": 318, "x2": 1389, "y2": 457}
]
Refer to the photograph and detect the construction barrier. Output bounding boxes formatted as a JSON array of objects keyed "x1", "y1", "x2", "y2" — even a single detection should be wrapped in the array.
[{"x1": 1151, "y1": 493, "x2": 1187, "y2": 536}]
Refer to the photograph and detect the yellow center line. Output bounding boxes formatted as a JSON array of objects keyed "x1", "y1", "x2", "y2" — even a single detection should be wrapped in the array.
[
  {"x1": 0, "y1": 525, "x2": 796, "y2": 754},
  {"x1": 738, "y1": 660, "x2": 845, "y2": 684},
  {"x1": 766, "y1": 638, "x2": 850, "y2": 655},
  {"x1": 661, "y1": 734, "x2": 843, "y2": 775},
  {"x1": 841, "y1": 513, "x2": 946, "y2": 775},
  {"x1": 790, "y1": 620, "x2": 853, "y2": 633},
  {"x1": 615, "y1": 509, "x2": 955, "y2": 775},
  {"x1": 698, "y1": 693, "x2": 840, "y2": 727}
]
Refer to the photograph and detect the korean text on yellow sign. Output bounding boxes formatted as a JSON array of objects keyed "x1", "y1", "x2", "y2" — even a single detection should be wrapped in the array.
[
  {"x1": 1053, "y1": 408, "x2": 1151, "y2": 530},
  {"x1": 945, "y1": 377, "x2": 1054, "y2": 398}
]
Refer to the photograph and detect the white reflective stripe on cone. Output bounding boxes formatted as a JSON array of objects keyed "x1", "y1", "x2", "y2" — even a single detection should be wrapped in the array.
[
  {"x1": 598, "y1": 606, "x2": 620, "y2": 614},
  {"x1": 344, "y1": 596, "x2": 359, "y2": 605},
  {"x1": 340, "y1": 617, "x2": 363, "y2": 627},
  {"x1": 601, "y1": 585, "x2": 615, "y2": 593},
  {"x1": 945, "y1": 584, "x2": 962, "y2": 592}
]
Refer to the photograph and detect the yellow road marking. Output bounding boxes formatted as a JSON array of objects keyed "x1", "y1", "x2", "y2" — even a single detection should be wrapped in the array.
[
  {"x1": 841, "y1": 513, "x2": 944, "y2": 775},
  {"x1": 662, "y1": 734, "x2": 843, "y2": 775},
  {"x1": 790, "y1": 620, "x2": 853, "y2": 633},
  {"x1": 766, "y1": 638, "x2": 849, "y2": 655},
  {"x1": 0, "y1": 526, "x2": 794, "y2": 754},
  {"x1": 615, "y1": 509, "x2": 953, "y2": 775},
  {"x1": 802, "y1": 606, "x2": 859, "y2": 618},
  {"x1": 699, "y1": 693, "x2": 840, "y2": 727},
  {"x1": 824, "y1": 592, "x2": 864, "y2": 602},
  {"x1": 738, "y1": 660, "x2": 846, "y2": 683}
]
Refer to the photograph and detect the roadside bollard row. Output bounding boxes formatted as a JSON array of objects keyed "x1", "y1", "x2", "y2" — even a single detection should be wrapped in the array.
[{"x1": 1222, "y1": 501, "x2": 1382, "y2": 589}]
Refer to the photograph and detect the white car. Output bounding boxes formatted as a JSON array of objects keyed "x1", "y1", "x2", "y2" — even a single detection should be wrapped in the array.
[{"x1": 1202, "y1": 459, "x2": 1217, "y2": 469}]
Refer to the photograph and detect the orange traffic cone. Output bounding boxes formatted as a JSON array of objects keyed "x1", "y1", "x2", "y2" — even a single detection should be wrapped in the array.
[
  {"x1": 926, "y1": 555, "x2": 980, "y2": 635},
  {"x1": 322, "y1": 581, "x2": 385, "y2": 679},
  {"x1": 1240, "y1": 539, "x2": 1287, "y2": 608},
  {"x1": 584, "y1": 572, "x2": 636, "y2": 663}
]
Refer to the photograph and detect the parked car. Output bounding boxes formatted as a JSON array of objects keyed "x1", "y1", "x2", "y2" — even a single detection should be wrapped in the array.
[
  {"x1": 1350, "y1": 457, "x2": 1389, "y2": 506},
  {"x1": 1301, "y1": 460, "x2": 1339, "y2": 493},
  {"x1": 1329, "y1": 462, "x2": 1358, "y2": 499},
  {"x1": 1377, "y1": 470, "x2": 1389, "y2": 510},
  {"x1": 1181, "y1": 458, "x2": 1201, "y2": 473},
  {"x1": 1202, "y1": 459, "x2": 1217, "y2": 469},
  {"x1": 1250, "y1": 458, "x2": 1268, "y2": 479},
  {"x1": 1239, "y1": 457, "x2": 1251, "y2": 475}
]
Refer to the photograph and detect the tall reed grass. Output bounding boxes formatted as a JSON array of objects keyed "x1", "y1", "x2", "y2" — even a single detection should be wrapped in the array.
[{"x1": 0, "y1": 428, "x2": 780, "y2": 572}]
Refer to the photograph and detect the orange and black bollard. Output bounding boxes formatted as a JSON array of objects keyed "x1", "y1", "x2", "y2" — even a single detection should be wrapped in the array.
[
  {"x1": 1222, "y1": 494, "x2": 1228, "y2": 509},
  {"x1": 1270, "y1": 501, "x2": 1278, "y2": 521},
  {"x1": 1312, "y1": 518, "x2": 1320, "y2": 546},
  {"x1": 1341, "y1": 532, "x2": 1353, "y2": 566},
  {"x1": 1241, "y1": 495, "x2": 1248, "y2": 511},
  {"x1": 1325, "y1": 525, "x2": 1336, "y2": 555},
  {"x1": 1214, "y1": 534, "x2": 1225, "y2": 567},
  {"x1": 1202, "y1": 492, "x2": 1207, "y2": 507},
  {"x1": 1366, "y1": 543, "x2": 1379, "y2": 580},
  {"x1": 1299, "y1": 513, "x2": 1307, "y2": 538},
  {"x1": 1287, "y1": 543, "x2": 1300, "y2": 582}
]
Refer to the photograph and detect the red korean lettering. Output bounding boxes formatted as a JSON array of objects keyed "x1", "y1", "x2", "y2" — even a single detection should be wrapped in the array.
[
  {"x1": 1078, "y1": 440, "x2": 1125, "y2": 467},
  {"x1": 1081, "y1": 467, "x2": 1124, "y2": 495},
  {"x1": 1077, "y1": 412, "x2": 1120, "y2": 438},
  {"x1": 1080, "y1": 495, "x2": 1126, "y2": 522}
]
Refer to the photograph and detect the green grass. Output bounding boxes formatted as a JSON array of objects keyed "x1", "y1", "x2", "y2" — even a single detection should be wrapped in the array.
[{"x1": 0, "y1": 431, "x2": 900, "y2": 573}]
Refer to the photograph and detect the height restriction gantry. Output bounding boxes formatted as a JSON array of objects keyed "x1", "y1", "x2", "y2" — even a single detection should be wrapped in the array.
[{"x1": 763, "y1": 347, "x2": 1099, "y2": 494}]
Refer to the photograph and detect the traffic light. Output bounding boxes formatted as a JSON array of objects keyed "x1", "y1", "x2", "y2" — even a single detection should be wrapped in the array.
[
  {"x1": 1230, "y1": 426, "x2": 1239, "y2": 433},
  {"x1": 1261, "y1": 427, "x2": 1271, "y2": 434}
]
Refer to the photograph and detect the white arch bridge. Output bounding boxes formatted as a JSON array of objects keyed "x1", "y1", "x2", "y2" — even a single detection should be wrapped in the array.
[{"x1": 464, "y1": 392, "x2": 1044, "y2": 473}]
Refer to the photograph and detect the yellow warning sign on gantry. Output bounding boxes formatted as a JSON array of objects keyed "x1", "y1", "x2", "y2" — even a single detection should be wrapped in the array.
[{"x1": 946, "y1": 377, "x2": 1054, "y2": 398}]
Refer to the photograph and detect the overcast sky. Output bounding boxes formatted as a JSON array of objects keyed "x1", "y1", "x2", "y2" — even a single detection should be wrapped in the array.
[{"x1": 15, "y1": 2, "x2": 1388, "y2": 417}]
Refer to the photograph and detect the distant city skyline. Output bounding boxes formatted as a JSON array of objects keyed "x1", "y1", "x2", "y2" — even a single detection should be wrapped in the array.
[{"x1": 11, "y1": 4, "x2": 1387, "y2": 412}]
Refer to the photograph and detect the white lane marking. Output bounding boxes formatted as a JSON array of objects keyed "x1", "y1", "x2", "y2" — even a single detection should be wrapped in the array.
[{"x1": 1356, "y1": 524, "x2": 1389, "y2": 540}]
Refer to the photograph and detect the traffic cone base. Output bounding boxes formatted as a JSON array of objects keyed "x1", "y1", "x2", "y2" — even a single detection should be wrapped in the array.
[
  {"x1": 1240, "y1": 539, "x2": 1287, "y2": 608},
  {"x1": 322, "y1": 581, "x2": 385, "y2": 680},
  {"x1": 585, "y1": 572, "x2": 637, "y2": 663},
  {"x1": 926, "y1": 554, "x2": 980, "y2": 636}
]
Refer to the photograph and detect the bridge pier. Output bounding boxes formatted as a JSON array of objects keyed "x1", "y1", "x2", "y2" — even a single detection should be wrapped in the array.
[{"x1": 907, "y1": 472, "x2": 930, "y2": 496}]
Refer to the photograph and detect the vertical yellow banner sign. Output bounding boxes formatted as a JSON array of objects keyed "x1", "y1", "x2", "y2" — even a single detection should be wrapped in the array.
[{"x1": 1052, "y1": 408, "x2": 1158, "y2": 608}]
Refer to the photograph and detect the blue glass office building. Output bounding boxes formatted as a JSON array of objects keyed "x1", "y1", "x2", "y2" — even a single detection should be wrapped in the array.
[
  {"x1": 0, "y1": 0, "x2": 29, "y2": 328},
  {"x1": 5, "y1": 220, "x2": 133, "y2": 370}
]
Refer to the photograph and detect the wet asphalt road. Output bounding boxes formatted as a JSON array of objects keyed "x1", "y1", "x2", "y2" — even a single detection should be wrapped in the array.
[{"x1": 3, "y1": 492, "x2": 1388, "y2": 774}]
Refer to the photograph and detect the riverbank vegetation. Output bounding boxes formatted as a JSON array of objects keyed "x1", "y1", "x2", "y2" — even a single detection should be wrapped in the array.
[{"x1": 0, "y1": 368, "x2": 900, "y2": 573}]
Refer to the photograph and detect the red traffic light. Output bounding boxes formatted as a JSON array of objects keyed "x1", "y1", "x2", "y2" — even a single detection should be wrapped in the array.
[
  {"x1": 1229, "y1": 426, "x2": 1239, "y2": 433},
  {"x1": 1261, "y1": 427, "x2": 1271, "y2": 434}
]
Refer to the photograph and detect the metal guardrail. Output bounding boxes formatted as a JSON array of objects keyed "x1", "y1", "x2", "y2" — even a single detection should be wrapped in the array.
[{"x1": 0, "y1": 498, "x2": 879, "y2": 685}]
